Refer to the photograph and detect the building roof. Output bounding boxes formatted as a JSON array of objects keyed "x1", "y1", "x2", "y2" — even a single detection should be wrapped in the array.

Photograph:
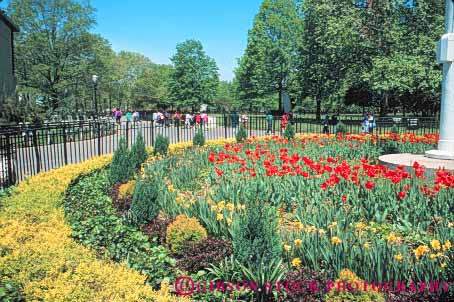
[{"x1": 0, "y1": 10, "x2": 19, "y2": 32}]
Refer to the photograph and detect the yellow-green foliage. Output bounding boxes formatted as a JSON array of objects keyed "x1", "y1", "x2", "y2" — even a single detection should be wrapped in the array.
[
  {"x1": 325, "y1": 269, "x2": 385, "y2": 302},
  {"x1": 0, "y1": 154, "x2": 186, "y2": 302},
  {"x1": 166, "y1": 214, "x2": 207, "y2": 253},
  {"x1": 118, "y1": 179, "x2": 136, "y2": 199}
]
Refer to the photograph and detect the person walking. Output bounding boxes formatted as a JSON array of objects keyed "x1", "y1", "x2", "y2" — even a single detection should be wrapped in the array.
[
  {"x1": 185, "y1": 112, "x2": 192, "y2": 128},
  {"x1": 361, "y1": 114, "x2": 370, "y2": 133},
  {"x1": 368, "y1": 113, "x2": 376, "y2": 134},
  {"x1": 241, "y1": 112, "x2": 248, "y2": 128},
  {"x1": 331, "y1": 113, "x2": 339, "y2": 134},
  {"x1": 266, "y1": 111, "x2": 274, "y2": 135},
  {"x1": 195, "y1": 113, "x2": 202, "y2": 128},
  {"x1": 174, "y1": 111, "x2": 181, "y2": 127},
  {"x1": 133, "y1": 110, "x2": 140, "y2": 122},
  {"x1": 231, "y1": 111, "x2": 239, "y2": 129},
  {"x1": 201, "y1": 112, "x2": 209, "y2": 130},
  {"x1": 125, "y1": 110, "x2": 132, "y2": 123},
  {"x1": 115, "y1": 108, "x2": 122, "y2": 124},
  {"x1": 280, "y1": 113, "x2": 288, "y2": 135}
]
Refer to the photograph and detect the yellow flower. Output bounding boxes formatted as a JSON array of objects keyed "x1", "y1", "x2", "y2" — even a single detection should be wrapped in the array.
[
  {"x1": 167, "y1": 184, "x2": 175, "y2": 192},
  {"x1": 217, "y1": 201, "x2": 225, "y2": 211},
  {"x1": 226, "y1": 203, "x2": 235, "y2": 212},
  {"x1": 328, "y1": 222, "x2": 337, "y2": 229},
  {"x1": 370, "y1": 227, "x2": 377, "y2": 233},
  {"x1": 189, "y1": 197, "x2": 196, "y2": 204},
  {"x1": 226, "y1": 218, "x2": 232, "y2": 226},
  {"x1": 331, "y1": 236, "x2": 342, "y2": 245},
  {"x1": 414, "y1": 245, "x2": 430, "y2": 260},
  {"x1": 283, "y1": 244, "x2": 291, "y2": 252},
  {"x1": 429, "y1": 254, "x2": 436, "y2": 260},
  {"x1": 394, "y1": 254, "x2": 403, "y2": 262},
  {"x1": 210, "y1": 205, "x2": 217, "y2": 212},
  {"x1": 355, "y1": 222, "x2": 366, "y2": 230},
  {"x1": 184, "y1": 203, "x2": 190, "y2": 209},
  {"x1": 291, "y1": 258, "x2": 302, "y2": 267},
  {"x1": 363, "y1": 242, "x2": 370, "y2": 249},
  {"x1": 448, "y1": 222, "x2": 454, "y2": 228},
  {"x1": 443, "y1": 240, "x2": 451, "y2": 251},
  {"x1": 318, "y1": 229, "x2": 326, "y2": 236},
  {"x1": 431, "y1": 239, "x2": 441, "y2": 251},
  {"x1": 387, "y1": 233, "x2": 397, "y2": 243},
  {"x1": 206, "y1": 198, "x2": 212, "y2": 205},
  {"x1": 294, "y1": 239, "x2": 302, "y2": 247},
  {"x1": 216, "y1": 213, "x2": 223, "y2": 221},
  {"x1": 238, "y1": 204, "x2": 246, "y2": 210},
  {"x1": 294, "y1": 221, "x2": 304, "y2": 231},
  {"x1": 441, "y1": 262, "x2": 447, "y2": 269}
]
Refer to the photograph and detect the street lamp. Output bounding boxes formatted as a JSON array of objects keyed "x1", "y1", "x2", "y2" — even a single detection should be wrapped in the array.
[{"x1": 92, "y1": 74, "x2": 99, "y2": 118}]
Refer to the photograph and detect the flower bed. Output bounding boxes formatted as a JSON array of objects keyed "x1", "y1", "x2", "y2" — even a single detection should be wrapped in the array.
[{"x1": 1, "y1": 133, "x2": 452, "y2": 302}]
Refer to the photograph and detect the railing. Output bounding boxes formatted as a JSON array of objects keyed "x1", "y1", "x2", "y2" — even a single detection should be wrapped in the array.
[{"x1": 0, "y1": 115, "x2": 439, "y2": 189}]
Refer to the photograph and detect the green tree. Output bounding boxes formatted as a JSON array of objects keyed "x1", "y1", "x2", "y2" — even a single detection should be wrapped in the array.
[
  {"x1": 234, "y1": 0, "x2": 302, "y2": 111},
  {"x1": 168, "y1": 39, "x2": 219, "y2": 110},
  {"x1": 7, "y1": 0, "x2": 96, "y2": 112}
]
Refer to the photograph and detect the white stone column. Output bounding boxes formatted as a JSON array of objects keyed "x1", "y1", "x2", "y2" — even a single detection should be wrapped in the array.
[{"x1": 426, "y1": 0, "x2": 454, "y2": 160}]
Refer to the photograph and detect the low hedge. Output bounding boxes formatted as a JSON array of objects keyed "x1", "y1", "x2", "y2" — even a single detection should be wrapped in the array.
[{"x1": 0, "y1": 138, "x2": 236, "y2": 301}]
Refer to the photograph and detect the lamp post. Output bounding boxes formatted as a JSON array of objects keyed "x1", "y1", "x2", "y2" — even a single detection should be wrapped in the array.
[
  {"x1": 92, "y1": 74, "x2": 99, "y2": 118},
  {"x1": 426, "y1": 0, "x2": 454, "y2": 160}
]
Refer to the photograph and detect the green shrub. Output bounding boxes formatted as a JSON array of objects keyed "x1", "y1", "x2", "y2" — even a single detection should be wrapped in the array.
[
  {"x1": 336, "y1": 121, "x2": 347, "y2": 134},
  {"x1": 64, "y1": 171, "x2": 175, "y2": 289},
  {"x1": 130, "y1": 131, "x2": 148, "y2": 169},
  {"x1": 232, "y1": 200, "x2": 282, "y2": 267},
  {"x1": 153, "y1": 134, "x2": 169, "y2": 156},
  {"x1": 283, "y1": 123, "x2": 295, "y2": 140},
  {"x1": 390, "y1": 124, "x2": 399, "y2": 134},
  {"x1": 166, "y1": 214, "x2": 207, "y2": 253},
  {"x1": 130, "y1": 176, "x2": 160, "y2": 224},
  {"x1": 236, "y1": 125, "x2": 247, "y2": 143},
  {"x1": 109, "y1": 137, "x2": 135, "y2": 184},
  {"x1": 193, "y1": 127, "x2": 206, "y2": 147}
]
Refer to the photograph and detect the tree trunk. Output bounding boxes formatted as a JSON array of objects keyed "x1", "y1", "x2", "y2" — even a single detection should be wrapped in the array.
[
  {"x1": 278, "y1": 82, "x2": 283, "y2": 113},
  {"x1": 315, "y1": 96, "x2": 321, "y2": 120}
]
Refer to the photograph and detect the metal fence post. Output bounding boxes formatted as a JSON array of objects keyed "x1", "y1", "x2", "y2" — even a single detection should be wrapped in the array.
[
  {"x1": 62, "y1": 123, "x2": 68, "y2": 165},
  {"x1": 97, "y1": 121, "x2": 102, "y2": 156},
  {"x1": 224, "y1": 113, "x2": 228, "y2": 138},
  {"x1": 5, "y1": 133, "x2": 15, "y2": 187},
  {"x1": 125, "y1": 121, "x2": 129, "y2": 148},
  {"x1": 32, "y1": 129, "x2": 41, "y2": 174}
]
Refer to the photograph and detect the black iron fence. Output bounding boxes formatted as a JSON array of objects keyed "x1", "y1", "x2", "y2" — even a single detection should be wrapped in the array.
[{"x1": 0, "y1": 114, "x2": 439, "y2": 189}]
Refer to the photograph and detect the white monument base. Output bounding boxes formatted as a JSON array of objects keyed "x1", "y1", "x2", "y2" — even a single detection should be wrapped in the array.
[{"x1": 425, "y1": 149, "x2": 454, "y2": 160}]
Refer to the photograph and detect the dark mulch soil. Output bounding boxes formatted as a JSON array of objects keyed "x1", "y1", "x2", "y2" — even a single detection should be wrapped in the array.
[
  {"x1": 108, "y1": 182, "x2": 133, "y2": 216},
  {"x1": 141, "y1": 214, "x2": 172, "y2": 245}
]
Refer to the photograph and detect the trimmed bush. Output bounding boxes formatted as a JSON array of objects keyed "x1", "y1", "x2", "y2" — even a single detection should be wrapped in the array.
[
  {"x1": 131, "y1": 131, "x2": 148, "y2": 169},
  {"x1": 175, "y1": 237, "x2": 233, "y2": 272},
  {"x1": 0, "y1": 154, "x2": 181, "y2": 301},
  {"x1": 130, "y1": 176, "x2": 160, "y2": 224},
  {"x1": 65, "y1": 171, "x2": 176, "y2": 289},
  {"x1": 235, "y1": 125, "x2": 247, "y2": 143},
  {"x1": 192, "y1": 127, "x2": 206, "y2": 147},
  {"x1": 153, "y1": 134, "x2": 169, "y2": 156},
  {"x1": 325, "y1": 269, "x2": 385, "y2": 302},
  {"x1": 109, "y1": 137, "x2": 135, "y2": 185},
  {"x1": 166, "y1": 214, "x2": 207, "y2": 253},
  {"x1": 118, "y1": 180, "x2": 135, "y2": 200},
  {"x1": 283, "y1": 123, "x2": 295, "y2": 140},
  {"x1": 336, "y1": 121, "x2": 347, "y2": 134},
  {"x1": 232, "y1": 200, "x2": 282, "y2": 267}
]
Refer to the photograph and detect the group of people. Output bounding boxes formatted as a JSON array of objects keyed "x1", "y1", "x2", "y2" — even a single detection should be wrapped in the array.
[
  {"x1": 361, "y1": 113, "x2": 376, "y2": 134},
  {"x1": 112, "y1": 108, "x2": 140, "y2": 124},
  {"x1": 152, "y1": 111, "x2": 210, "y2": 129}
]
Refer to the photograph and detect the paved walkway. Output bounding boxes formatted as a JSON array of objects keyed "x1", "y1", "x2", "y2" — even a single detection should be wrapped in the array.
[{"x1": 6, "y1": 121, "x2": 270, "y2": 183}]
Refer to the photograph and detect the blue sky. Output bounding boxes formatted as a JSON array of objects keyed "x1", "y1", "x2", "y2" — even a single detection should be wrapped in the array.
[
  {"x1": 2, "y1": 0, "x2": 262, "y2": 81},
  {"x1": 91, "y1": 1, "x2": 263, "y2": 81}
]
